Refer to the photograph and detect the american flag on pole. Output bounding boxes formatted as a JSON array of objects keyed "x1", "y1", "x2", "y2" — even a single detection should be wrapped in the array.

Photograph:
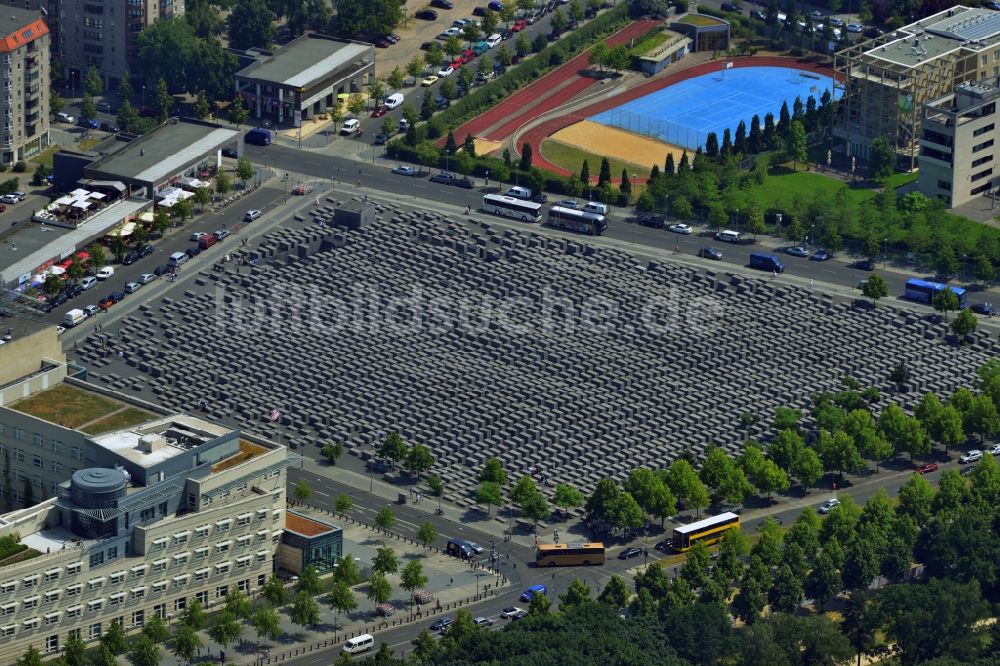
[{"x1": 270, "y1": 409, "x2": 280, "y2": 422}]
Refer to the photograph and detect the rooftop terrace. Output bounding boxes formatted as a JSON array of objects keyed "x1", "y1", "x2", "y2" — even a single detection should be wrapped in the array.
[{"x1": 8, "y1": 383, "x2": 157, "y2": 432}]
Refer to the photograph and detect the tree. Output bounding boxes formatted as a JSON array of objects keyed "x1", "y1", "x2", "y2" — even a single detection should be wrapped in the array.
[
  {"x1": 663, "y1": 459, "x2": 709, "y2": 516},
  {"x1": 971, "y1": 252, "x2": 995, "y2": 284},
  {"x1": 406, "y1": 522, "x2": 436, "y2": 553},
  {"x1": 841, "y1": 592, "x2": 878, "y2": 666},
  {"x1": 951, "y1": 309, "x2": 979, "y2": 339},
  {"x1": 378, "y1": 431, "x2": 408, "y2": 468},
  {"x1": 101, "y1": 620, "x2": 128, "y2": 655},
  {"x1": 295, "y1": 565, "x2": 321, "y2": 597},
  {"x1": 520, "y1": 142, "x2": 533, "y2": 171},
  {"x1": 400, "y1": 558, "x2": 428, "y2": 604},
  {"x1": 475, "y1": 481, "x2": 502, "y2": 514},
  {"x1": 869, "y1": 135, "x2": 895, "y2": 185},
  {"x1": 332, "y1": 493, "x2": 352, "y2": 517},
  {"x1": 192, "y1": 89, "x2": 211, "y2": 119},
  {"x1": 261, "y1": 574, "x2": 289, "y2": 607},
  {"x1": 411, "y1": 629, "x2": 440, "y2": 663},
  {"x1": 791, "y1": 447, "x2": 824, "y2": 489},
  {"x1": 321, "y1": 442, "x2": 344, "y2": 465},
  {"x1": 152, "y1": 77, "x2": 171, "y2": 122},
  {"x1": 427, "y1": 473, "x2": 444, "y2": 497},
  {"x1": 334, "y1": 554, "x2": 361, "y2": 588},
  {"x1": 170, "y1": 624, "x2": 201, "y2": 665},
  {"x1": 496, "y1": 43, "x2": 513, "y2": 66},
  {"x1": 236, "y1": 156, "x2": 255, "y2": 185},
  {"x1": 588, "y1": 40, "x2": 610, "y2": 71},
  {"x1": 229, "y1": 96, "x2": 249, "y2": 126},
  {"x1": 932, "y1": 287, "x2": 960, "y2": 321},
  {"x1": 142, "y1": 615, "x2": 170, "y2": 644},
  {"x1": 521, "y1": 490, "x2": 550, "y2": 525},
  {"x1": 80, "y1": 94, "x2": 97, "y2": 124},
  {"x1": 372, "y1": 547, "x2": 400, "y2": 577},
  {"x1": 224, "y1": 589, "x2": 253, "y2": 623},
  {"x1": 215, "y1": 169, "x2": 232, "y2": 194},
  {"x1": 551, "y1": 7, "x2": 568, "y2": 33},
  {"x1": 347, "y1": 93, "x2": 367, "y2": 118},
  {"x1": 598, "y1": 156, "x2": 612, "y2": 187},
  {"x1": 559, "y1": 578, "x2": 592, "y2": 609},
  {"x1": 606, "y1": 44, "x2": 631, "y2": 73},
  {"x1": 293, "y1": 479, "x2": 312, "y2": 504},
  {"x1": 208, "y1": 610, "x2": 241, "y2": 650},
  {"x1": 804, "y1": 550, "x2": 842, "y2": 611},
  {"x1": 965, "y1": 394, "x2": 1000, "y2": 443},
  {"x1": 326, "y1": 580, "x2": 357, "y2": 628},
  {"x1": 84, "y1": 65, "x2": 103, "y2": 97},
  {"x1": 768, "y1": 563, "x2": 804, "y2": 614},
  {"x1": 404, "y1": 443, "x2": 435, "y2": 477},
  {"x1": 381, "y1": 115, "x2": 398, "y2": 137},
  {"x1": 598, "y1": 574, "x2": 630, "y2": 610},
  {"x1": 61, "y1": 632, "x2": 87, "y2": 666},
  {"x1": 553, "y1": 482, "x2": 583, "y2": 516},
  {"x1": 16, "y1": 647, "x2": 43, "y2": 666},
  {"x1": 91, "y1": 645, "x2": 117, "y2": 666},
  {"x1": 786, "y1": 120, "x2": 807, "y2": 170},
  {"x1": 862, "y1": 273, "x2": 889, "y2": 306},
  {"x1": 127, "y1": 636, "x2": 160, "y2": 666},
  {"x1": 439, "y1": 77, "x2": 457, "y2": 101},
  {"x1": 289, "y1": 590, "x2": 321, "y2": 629},
  {"x1": 252, "y1": 604, "x2": 282, "y2": 644},
  {"x1": 479, "y1": 457, "x2": 508, "y2": 485},
  {"x1": 227, "y1": 0, "x2": 275, "y2": 49},
  {"x1": 375, "y1": 505, "x2": 396, "y2": 533},
  {"x1": 367, "y1": 572, "x2": 392, "y2": 606}
]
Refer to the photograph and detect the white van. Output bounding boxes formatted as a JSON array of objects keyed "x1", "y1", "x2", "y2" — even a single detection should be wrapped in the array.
[
  {"x1": 342, "y1": 634, "x2": 374, "y2": 655},
  {"x1": 168, "y1": 252, "x2": 189, "y2": 268},
  {"x1": 583, "y1": 201, "x2": 608, "y2": 215},
  {"x1": 63, "y1": 309, "x2": 87, "y2": 327},
  {"x1": 384, "y1": 93, "x2": 404, "y2": 110},
  {"x1": 341, "y1": 118, "x2": 360, "y2": 135},
  {"x1": 486, "y1": 33, "x2": 502, "y2": 48},
  {"x1": 715, "y1": 229, "x2": 741, "y2": 243},
  {"x1": 506, "y1": 186, "x2": 532, "y2": 200}
]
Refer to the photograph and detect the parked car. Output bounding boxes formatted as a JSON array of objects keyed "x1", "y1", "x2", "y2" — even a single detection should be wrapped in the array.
[
  {"x1": 851, "y1": 259, "x2": 875, "y2": 271},
  {"x1": 452, "y1": 177, "x2": 474, "y2": 189},
  {"x1": 0, "y1": 193, "x2": 21, "y2": 204},
  {"x1": 373, "y1": 133, "x2": 388, "y2": 145},
  {"x1": 810, "y1": 250, "x2": 831, "y2": 261},
  {"x1": 392, "y1": 165, "x2": 419, "y2": 176},
  {"x1": 77, "y1": 117, "x2": 100, "y2": 129},
  {"x1": 244, "y1": 209, "x2": 262, "y2": 222},
  {"x1": 121, "y1": 252, "x2": 138, "y2": 266},
  {"x1": 123, "y1": 281, "x2": 141, "y2": 294},
  {"x1": 80, "y1": 276, "x2": 98, "y2": 290},
  {"x1": 190, "y1": 231, "x2": 208, "y2": 242},
  {"x1": 473, "y1": 616, "x2": 494, "y2": 627},
  {"x1": 654, "y1": 540, "x2": 672, "y2": 551},
  {"x1": 500, "y1": 607, "x2": 526, "y2": 619},
  {"x1": 96, "y1": 101, "x2": 114, "y2": 113},
  {"x1": 669, "y1": 223, "x2": 693, "y2": 234},
  {"x1": 430, "y1": 172, "x2": 455, "y2": 185},
  {"x1": 185, "y1": 246, "x2": 202, "y2": 258},
  {"x1": 818, "y1": 498, "x2": 840, "y2": 514},
  {"x1": 988, "y1": 443, "x2": 1000, "y2": 456},
  {"x1": 83, "y1": 305, "x2": 101, "y2": 317},
  {"x1": 340, "y1": 118, "x2": 360, "y2": 135},
  {"x1": 99, "y1": 121, "x2": 120, "y2": 133},
  {"x1": 915, "y1": 462, "x2": 939, "y2": 474},
  {"x1": 721, "y1": 1, "x2": 743, "y2": 12},
  {"x1": 371, "y1": 105, "x2": 389, "y2": 118},
  {"x1": 214, "y1": 229, "x2": 231, "y2": 241},
  {"x1": 421, "y1": 75, "x2": 439, "y2": 87},
  {"x1": 961, "y1": 464, "x2": 978, "y2": 477},
  {"x1": 488, "y1": 0, "x2": 503, "y2": 9},
  {"x1": 638, "y1": 215, "x2": 666, "y2": 229},
  {"x1": 435, "y1": 95, "x2": 450, "y2": 109},
  {"x1": 847, "y1": 22, "x2": 864, "y2": 33},
  {"x1": 618, "y1": 547, "x2": 643, "y2": 560},
  {"x1": 56, "y1": 112, "x2": 75, "y2": 123},
  {"x1": 438, "y1": 64, "x2": 455, "y2": 77},
  {"x1": 971, "y1": 302, "x2": 997, "y2": 316},
  {"x1": 96, "y1": 266, "x2": 115, "y2": 280},
  {"x1": 959, "y1": 450, "x2": 983, "y2": 464},
  {"x1": 786, "y1": 246, "x2": 810, "y2": 257},
  {"x1": 698, "y1": 247, "x2": 723, "y2": 260},
  {"x1": 531, "y1": 193, "x2": 548, "y2": 203},
  {"x1": 137, "y1": 273, "x2": 156, "y2": 285},
  {"x1": 432, "y1": 0, "x2": 454, "y2": 8},
  {"x1": 520, "y1": 584, "x2": 547, "y2": 601},
  {"x1": 415, "y1": 9, "x2": 438, "y2": 19},
  {"x1": 138, "y1": 244, "x2": 154, "y2": 258}
]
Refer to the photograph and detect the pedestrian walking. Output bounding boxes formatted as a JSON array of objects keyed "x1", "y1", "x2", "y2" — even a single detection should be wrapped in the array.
[
  {"x1": 809, "y1": 278, "x2": 814, "y2": 289},
  {"x1": 449, "y1": 577, "x2": 453, "y2": 585},
  {"x1": 772, "y1": 270, "x2": 777, "y2": 279}
]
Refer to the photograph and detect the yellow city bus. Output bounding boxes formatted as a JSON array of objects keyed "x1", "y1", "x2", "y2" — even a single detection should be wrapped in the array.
[
  {"x1": 671, "y1": 512, "x2": 740, "y2": 552},
  {"x1": 535, "y1": 542, "x2": 606, "y2": 567}
]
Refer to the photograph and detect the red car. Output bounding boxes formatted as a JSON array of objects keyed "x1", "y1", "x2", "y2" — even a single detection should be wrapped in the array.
[
  {"x1": 512, "y1": 18, "x2": 528, "y2": 31},
  {"x1": 462, "y1": 49, "x2": 475, "y2": 62},
  {"x1": 915, "y1": 463, "x2": 939, "y2": 474},
  {"x1": 451, "y1": 56, "x2": 465, "y2": 68},
  {"x1": 371, "y1": 105, "x2": 388, "y2": 118}
]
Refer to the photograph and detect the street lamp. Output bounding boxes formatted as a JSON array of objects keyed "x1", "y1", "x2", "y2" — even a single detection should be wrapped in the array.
[
  {"x1": 810, "y1": 223, "x2": 815, "y2": 248},
  {"x1": 963, "y1": 254, "x2": 968, "y2": 283},
  {"x1": 883, "y1": 238, "x2": 888, "y2": 269}
]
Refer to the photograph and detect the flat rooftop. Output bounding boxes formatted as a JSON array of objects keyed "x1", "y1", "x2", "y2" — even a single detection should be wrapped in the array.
[
  {"x1": 0, "y1": 197, "x2": 151, "y2": 287},
  {"x1": 285, "y1": 511, "x2": 338, "y2": 537},
  {"x1": 91, "y1": 414, "x2": 234, "y2": 467},
  {"x1": 87, "y1": 119, "x2": 239, "y2": 185},
  {"x1": 7, "y1": 382, "x2": 158, "y2": 433},
  {"x1": 862, "y1": 6, "x2": 1000, "y2": 67},
  {"x1": 236, "y1": 33, "x2": 371, "y2": 89}
]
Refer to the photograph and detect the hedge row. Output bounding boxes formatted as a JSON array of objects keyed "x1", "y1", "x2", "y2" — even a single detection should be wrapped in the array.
[{"x1": 423, "y1": 2, "x2": 631, "y2": 140}]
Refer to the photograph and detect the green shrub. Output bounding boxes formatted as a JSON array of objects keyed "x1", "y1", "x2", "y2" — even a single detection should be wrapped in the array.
[{"x1": 12, "y1": 161, "x2": 26, "y2": 173}]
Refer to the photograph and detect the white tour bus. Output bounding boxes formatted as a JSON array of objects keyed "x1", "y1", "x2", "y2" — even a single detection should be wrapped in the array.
[{"x1": 482, "y1": 194, "x2": 543, "y2": 222}]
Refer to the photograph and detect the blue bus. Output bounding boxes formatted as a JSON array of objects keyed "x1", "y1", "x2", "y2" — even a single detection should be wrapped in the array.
[{"x1": 904, "y1": 278, "x2": 967, "y2": 308}]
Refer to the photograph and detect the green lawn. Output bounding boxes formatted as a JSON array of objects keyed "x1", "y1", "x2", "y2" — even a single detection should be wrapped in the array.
[
  {"x1": 541, "y1": 138, "x2": 650, "y2": 183},
  {"x1": 29, "y1": 145, "x2": 60, "y2": 168},
  {"x1": 676, "y1": 14, "x2": 723, "y2": 26},
  {"x1": 751, "y1": 167, "x2": 918, "y2": 210},
  {"x1": 631, "y1": 32, "x2": 669, "y2": 57}
]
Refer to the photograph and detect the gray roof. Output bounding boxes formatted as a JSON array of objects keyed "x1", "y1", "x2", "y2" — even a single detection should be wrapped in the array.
[
  {"x1": 0, "y1": 197, "x2": 151, "y2": 286},
  {"x1": 89, "y1": 121, "x2": 239, "y2": 184},
  {"x1": 863, "y1": 6, "x2": 1000, "y2": 67},
  {"x1": 236, "y1": 35, "x2": 371, "y2": 90}
]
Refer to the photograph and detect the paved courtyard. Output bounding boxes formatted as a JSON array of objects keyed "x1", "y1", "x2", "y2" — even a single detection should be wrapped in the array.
[{"x1": 71, "y1": 195, "x2": 1000, "y2": 504}]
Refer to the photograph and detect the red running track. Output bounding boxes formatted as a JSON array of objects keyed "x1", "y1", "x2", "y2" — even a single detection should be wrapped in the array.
[
  {"x1": 522, "y1": 56, "x2": 838, "y2": 180},
  {"x1": 450, "y1": 19, "x2": 662, "y2": 143}
]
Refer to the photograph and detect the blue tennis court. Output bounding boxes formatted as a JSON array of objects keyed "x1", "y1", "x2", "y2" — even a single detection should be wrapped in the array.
[{"x1": 588, "y1": 66, "x2": 841, "y2": 152}]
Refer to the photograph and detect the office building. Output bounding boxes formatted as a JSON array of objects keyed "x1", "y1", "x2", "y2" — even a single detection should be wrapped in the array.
[
  {"x1": 834, "y1": 5, "x2": 1000, "y2": 169},
  {"x1": 0, "y1": 7, "x2": 50, "y2": 165},
  {"x1": 919, "y1": 81, "x2": 1000, "y2": 206},
  {"x1": 0, "y1": 335, "x2": 296, "y2": 662}
]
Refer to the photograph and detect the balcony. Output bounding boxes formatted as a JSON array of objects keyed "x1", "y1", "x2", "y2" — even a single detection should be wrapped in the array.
[
  {"x1": 83, "y1": 43, "x2": 104, "y2": 55},
  {"x1": 24, "y1": 85, "x2": 39, "y2": 98},
  {"x1": 24, "y1": 111, "x2": 39, "y2": 124}
]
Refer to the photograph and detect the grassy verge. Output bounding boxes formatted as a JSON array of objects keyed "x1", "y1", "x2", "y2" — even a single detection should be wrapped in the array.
[
  {"x1": 29, "y1": 145, "x2": 60, "y2": 168},
  {"x1": 752, "y1": 167, "x2": 918, "y2": 210},
  {"x1": 540, "y1": 138, "x2": 650, "y2": 182},
  {"x1": 82, "y1": 406, "x2": 158, "y2": 435}
]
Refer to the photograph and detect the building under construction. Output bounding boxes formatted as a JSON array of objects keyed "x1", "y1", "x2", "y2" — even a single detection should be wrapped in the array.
[{"x1": 833, "y1": 5, "x2": 1000, "y2": 170}]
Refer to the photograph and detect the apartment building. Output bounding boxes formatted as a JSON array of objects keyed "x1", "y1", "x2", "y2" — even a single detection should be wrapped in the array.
[
  {"x1": 919, "y1": 81, "x2": 1000, "y2": 206},
  {"x1": 0, "y1": 6, "x2": 50, "y2": 165},
  {"x1": 834, "y1": 5, "x2": 1000, "y2": 169},
  {"x1": 0, "y1": 350, "x2": 296, "y2": 662},
  {"x1": 16, "y1": 0, "x2": 185, "y2": 92}
]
